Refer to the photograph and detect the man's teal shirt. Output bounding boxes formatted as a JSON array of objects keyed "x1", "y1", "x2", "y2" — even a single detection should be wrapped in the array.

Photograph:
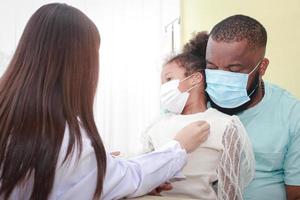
[{"x1": 237, "y1": 82, "x2": 300, "y2": 200}]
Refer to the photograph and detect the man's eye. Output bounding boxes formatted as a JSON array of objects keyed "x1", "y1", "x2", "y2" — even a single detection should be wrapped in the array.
[
  {"x1": 228, "y1": 66, "x2": 242, "y2": 72},
  {"x1": 206, "y1": 65, "x2": 217, "y2": 70},
  {"x1": 166, "y1": 77, "x2": 172, "y2": 81}
]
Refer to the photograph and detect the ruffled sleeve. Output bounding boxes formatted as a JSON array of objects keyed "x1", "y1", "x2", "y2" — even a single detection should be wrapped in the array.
[{"x1": 217, "y1": 116, "x2": 255, "y2": 200}]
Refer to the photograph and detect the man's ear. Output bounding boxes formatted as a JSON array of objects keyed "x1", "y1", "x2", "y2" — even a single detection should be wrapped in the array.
[
  {"x1": 191, "y1": 72, "x2": 203, "y2": 85},
  {"x1": 259, "y1": 58, "x2": 269, "y2": 76}
]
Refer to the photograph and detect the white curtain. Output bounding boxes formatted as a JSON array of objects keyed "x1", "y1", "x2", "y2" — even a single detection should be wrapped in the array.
[{"x1": 0, "y1": 0, "x2": 180, "y2": 156}]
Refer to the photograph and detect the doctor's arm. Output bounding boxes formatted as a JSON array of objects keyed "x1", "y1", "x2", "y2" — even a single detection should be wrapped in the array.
[
  {"x1": 103, "y1": 120, "x2": 210, "y2": 199},
  {"x1": 103, "y1": 141, "x2": 185, "y2": 199},
  {"x1": 284, "y1": 103, "x2": 300, "y2": 200},
  {"x1": 54, "y1": 121, "x2": 209, "y2": 200}
]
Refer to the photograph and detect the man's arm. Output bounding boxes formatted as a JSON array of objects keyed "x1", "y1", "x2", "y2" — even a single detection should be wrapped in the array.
[
  {"x1": 286, "y1": 185, "x2": 300, "y2": 200},
  {"x1": 285, "y1": 102, "x2": 300, "y2": 200}
]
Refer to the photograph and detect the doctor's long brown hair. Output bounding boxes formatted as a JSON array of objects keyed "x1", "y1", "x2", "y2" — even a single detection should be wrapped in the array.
[{"x1": 0, "y1": 3, "x2": 106, "y2": 200}]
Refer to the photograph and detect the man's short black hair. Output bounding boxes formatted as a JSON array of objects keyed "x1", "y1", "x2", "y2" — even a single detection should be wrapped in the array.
[{"x1": 210, "y1": 15, "x2": 267, "y2": 48}]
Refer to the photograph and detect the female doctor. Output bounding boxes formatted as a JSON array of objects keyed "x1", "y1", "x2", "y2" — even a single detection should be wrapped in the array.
[{"x1": 0, "y1": 3, "x2": 210, "y2": 200}]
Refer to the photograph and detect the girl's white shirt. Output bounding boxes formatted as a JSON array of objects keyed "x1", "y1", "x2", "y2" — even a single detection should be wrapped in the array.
[{"x1": 142, "y1": 108, "x2": 255, "y2": 200}]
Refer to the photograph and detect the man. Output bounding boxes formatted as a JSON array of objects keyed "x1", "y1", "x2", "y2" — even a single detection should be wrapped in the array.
[{"x1": 205, "y1": 15, "x2": 300, "y2": 200}]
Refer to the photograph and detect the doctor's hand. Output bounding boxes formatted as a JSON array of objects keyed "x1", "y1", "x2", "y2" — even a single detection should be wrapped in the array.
[{"x1": 174, "y1": 121, "x2": 210, "y2": 153}]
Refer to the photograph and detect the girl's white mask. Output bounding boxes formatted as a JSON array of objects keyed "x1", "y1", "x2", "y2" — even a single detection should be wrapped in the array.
[{"x1": 160, "y1": 74, "x2": 198, "y2": 114}]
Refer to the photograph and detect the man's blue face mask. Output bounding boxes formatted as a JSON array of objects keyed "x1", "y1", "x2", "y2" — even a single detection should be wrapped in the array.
[{"x1": 205, "y1": 60, "x2": 261, "y2": 109}]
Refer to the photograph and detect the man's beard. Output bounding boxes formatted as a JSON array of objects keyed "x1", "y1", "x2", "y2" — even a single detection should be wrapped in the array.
[{"x1": 208, "y1": 73, "x2": 260, "y2": 116}]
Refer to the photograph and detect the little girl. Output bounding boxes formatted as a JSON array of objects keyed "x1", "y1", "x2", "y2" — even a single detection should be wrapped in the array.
[{"x1": 142, "y1": 32, "x2": 255, "y2": 200}]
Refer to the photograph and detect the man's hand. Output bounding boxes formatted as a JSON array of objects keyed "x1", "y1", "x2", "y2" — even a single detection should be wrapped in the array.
[{"x1": 148, "y1": 182, "x2": 173, "y2": 196}]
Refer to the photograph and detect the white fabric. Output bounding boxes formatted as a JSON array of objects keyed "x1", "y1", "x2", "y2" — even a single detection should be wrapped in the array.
[
  {"x1": 142, "y1": 108, "x2": 255, "y2": 200},
  {"x1": 9, "y1": 125, "x2": 187, "y2": 200}
]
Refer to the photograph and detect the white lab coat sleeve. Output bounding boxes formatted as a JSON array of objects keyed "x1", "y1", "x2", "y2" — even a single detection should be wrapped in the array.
[
  {"x1": 102, "y1": 140, "x2": 187, "y2": 199},
  {"x1": 51, "y1": 129, "x2": 187, "y2": 200}
]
